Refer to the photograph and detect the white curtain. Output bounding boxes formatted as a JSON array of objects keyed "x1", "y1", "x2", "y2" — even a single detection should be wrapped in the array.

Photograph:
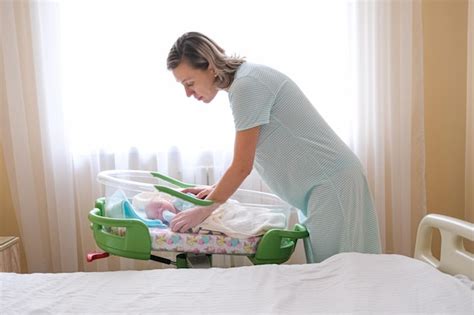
[
  {"x1": 466, "y1": 0, "x2": 473, "y2": 224},
  {"x1": 1, "y1": 1, "x2": 78, "y2": 272},
  {"x1": 1, "y1": 0, "x2": 426, "y2": 272},
  {"x1": 347, "y1": 0, "x2": 426, "y2": 256}
]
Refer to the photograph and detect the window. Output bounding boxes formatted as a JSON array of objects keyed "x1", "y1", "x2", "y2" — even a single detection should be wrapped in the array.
[{"x1": 59, "y1": 0, "x2": 353, "y2": 155}]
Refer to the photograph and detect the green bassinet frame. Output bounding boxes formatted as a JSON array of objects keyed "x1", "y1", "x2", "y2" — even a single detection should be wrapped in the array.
[{"x1": 88, "y1": 171, "x2": 309, "y2": 268}]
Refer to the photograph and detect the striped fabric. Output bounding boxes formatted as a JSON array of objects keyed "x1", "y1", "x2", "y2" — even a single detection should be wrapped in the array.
[{"x1": 228, "y1": 62, "x2": 381, "y2": 262}]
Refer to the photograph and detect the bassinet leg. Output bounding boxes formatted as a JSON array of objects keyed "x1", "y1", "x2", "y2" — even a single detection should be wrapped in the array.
[
  {"x1": 185, "y1": 253, "x2": 212, "y2": 268},
  {"x1": 176, "y1": 253, "x2": 189, "y2": 268},
  {"x1": 174, "y1": 253, "x2": 213, "y2": 268},
  {"x1": 303, "y1": 237, "x2": 315, "y2": 264}
]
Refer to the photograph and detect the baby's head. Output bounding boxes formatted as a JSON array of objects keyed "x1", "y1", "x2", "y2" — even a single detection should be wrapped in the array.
[{"x1": 145, "y1": 197, "x2": 177, "y2": 220}]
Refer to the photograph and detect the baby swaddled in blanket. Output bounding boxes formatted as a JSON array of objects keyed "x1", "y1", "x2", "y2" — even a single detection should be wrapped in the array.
[{"x1": 132, "y1": 191, "x2": 286, "y2": 238}]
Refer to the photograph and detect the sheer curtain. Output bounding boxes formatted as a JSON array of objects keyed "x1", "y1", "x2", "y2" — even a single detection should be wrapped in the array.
[
  {"x1": 1, "y1": 0, "x2": 426, "y2": 272},
  {"x1": 347, "y1": 0, "x2": 426, "y2": 256},
  {"x1": 1, "y1": 1, "x2": 77, "y2": 272}
]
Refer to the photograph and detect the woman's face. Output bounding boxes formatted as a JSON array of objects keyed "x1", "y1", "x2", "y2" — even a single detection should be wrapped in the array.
[{"x1": 172, "y1": 60, "x2": 218, "y2": 103}]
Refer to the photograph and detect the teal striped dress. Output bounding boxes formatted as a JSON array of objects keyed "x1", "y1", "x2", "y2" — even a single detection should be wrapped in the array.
[{"x1": 228, "y1": 62, "x2": 381, "y2": 263}]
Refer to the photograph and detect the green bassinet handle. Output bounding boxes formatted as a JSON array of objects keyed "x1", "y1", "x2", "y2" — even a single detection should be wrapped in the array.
[
  {"x1": 150, "y1": 171, "x2": 195, "y2": 188},
  {"x1": 249, "y1": 223, "x2": 309, "y2": 265},
  {"x1": 151, "y1": 171, "x2": 214, "y2": 207}
]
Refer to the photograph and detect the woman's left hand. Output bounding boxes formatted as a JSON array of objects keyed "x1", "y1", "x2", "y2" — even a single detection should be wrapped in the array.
[{"x1": 169, "y1": 204, "x2": 220, "y2": 233}]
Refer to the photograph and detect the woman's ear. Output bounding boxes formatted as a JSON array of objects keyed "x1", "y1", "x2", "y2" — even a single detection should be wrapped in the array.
[{"x1": 209, "y1": 67, "x2": 218, "y2": 78}]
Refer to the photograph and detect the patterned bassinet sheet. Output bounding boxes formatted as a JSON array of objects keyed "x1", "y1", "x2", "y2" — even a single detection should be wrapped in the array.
[
  {"x1": 149, "y1": 228, "x2": 261, "y2": 255},
  {"x1": 110, "y1": 227, "x2": 261, "y2": 255}
]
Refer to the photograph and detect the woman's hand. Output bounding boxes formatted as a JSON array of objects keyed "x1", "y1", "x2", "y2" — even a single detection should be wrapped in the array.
[
  {"x1": 181, "y1": 185, "x2": 215, "y2": 199},
  {"x1": 169, "y1": 203, "x2": 220, "y2": 233}
]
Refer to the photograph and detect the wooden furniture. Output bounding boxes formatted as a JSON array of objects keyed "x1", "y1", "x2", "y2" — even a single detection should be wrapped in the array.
[{"x1": 0, "y1": 236, "x2": 21, "y2": 272}]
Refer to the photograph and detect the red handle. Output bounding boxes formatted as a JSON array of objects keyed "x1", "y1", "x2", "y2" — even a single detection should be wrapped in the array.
[{"x1": 87, "y1": 252, "x2": 110, "y2": 262}]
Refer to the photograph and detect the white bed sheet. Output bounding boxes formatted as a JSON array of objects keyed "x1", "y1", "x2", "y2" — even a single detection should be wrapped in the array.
[{"x1": 1, "y1": 253, "x2": 472, "y2": 314}]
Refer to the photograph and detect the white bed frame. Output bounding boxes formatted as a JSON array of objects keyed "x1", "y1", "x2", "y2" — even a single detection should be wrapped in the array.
[{"x1": 414, "y1": 213, "x2": 474, "y2": 279}]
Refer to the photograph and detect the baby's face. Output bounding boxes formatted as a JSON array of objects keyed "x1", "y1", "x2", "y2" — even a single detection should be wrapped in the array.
[
  {"x1": 144, "y1": 198, "x2": 177, "y2": 220},
  {"x1": 156, "y1": 199, "x2": 176, "y2": 212}
]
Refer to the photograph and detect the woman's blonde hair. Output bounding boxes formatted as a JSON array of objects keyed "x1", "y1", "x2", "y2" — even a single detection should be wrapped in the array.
[{"x1": 167, "y1": 32, "x2": 245, "y2": 89}]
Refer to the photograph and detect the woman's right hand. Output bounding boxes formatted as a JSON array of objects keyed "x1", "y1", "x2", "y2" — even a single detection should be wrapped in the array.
[{"x1": 181, "y1": 185, "x2": 214, "y2": 199}]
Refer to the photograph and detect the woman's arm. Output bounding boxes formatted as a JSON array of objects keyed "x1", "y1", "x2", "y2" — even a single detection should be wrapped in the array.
[
  {"x1": 206, "y1": 125, "x2": 260, "y2": 202},
  {"x1": 169, "y1": 126, "x2": 260, "y2": 232}
]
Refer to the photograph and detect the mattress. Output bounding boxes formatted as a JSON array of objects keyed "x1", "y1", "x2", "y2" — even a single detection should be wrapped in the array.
[
  {"x1": 1, "y1": 252, "x2": 472, "y2": 314},
  {"x1": 111, "y1": 227, "x2": 260, "y2": 254},
  {"x1": 149, "y1": 228, "x2": 260, "y2": 254}
]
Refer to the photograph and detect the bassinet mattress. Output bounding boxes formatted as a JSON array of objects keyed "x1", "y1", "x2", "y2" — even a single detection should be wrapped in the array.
[
  {"x1": 149, "y1": 228, "x2": 260, "y2": 254},
  {"x1": 112, "y1": 227, "x2": 261, "y2": 254}
]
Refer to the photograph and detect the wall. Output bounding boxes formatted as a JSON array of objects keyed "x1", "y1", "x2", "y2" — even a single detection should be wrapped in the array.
[
  {"x1": 423, "y1": 0, "x2": 468, "y2": 220},
  {"x1": 422, "y1": 0, "x2": 470, "y2": 252}
]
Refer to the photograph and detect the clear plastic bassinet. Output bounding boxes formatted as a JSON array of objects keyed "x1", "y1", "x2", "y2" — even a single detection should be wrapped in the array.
[
  {"x1": 97, "y1": 169, "x2": 293, "y2": 224},
  {"x1": 88, "y1": 170, "x2": 308, "y2": 267}
]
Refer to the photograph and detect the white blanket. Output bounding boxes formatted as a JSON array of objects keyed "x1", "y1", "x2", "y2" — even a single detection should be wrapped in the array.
[
  {"x1": 197, "y1": 203, "x2": 287, "y2": 238},
  {"x1": 1, "y1": 253, "x2": 472, "y2": 314}
]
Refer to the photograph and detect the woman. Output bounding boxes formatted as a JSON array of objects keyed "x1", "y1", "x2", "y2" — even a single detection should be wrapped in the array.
[{"x1": 167, "y1": 32, "x2": 381, "y2": 263}]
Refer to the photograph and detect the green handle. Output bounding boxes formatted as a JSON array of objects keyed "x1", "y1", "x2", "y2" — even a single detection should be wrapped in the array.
[
  {"x1": 154, "y1": 185, "x2": 214, "y2": 206},
  {"x1": 249, "y1": 223, "x2": 309, "y2": 265},
  {"x1": 88, "y1": 208, "x2": 152, "y2": 260},
  {"x1": 151, "y1": 171, "x2": 214, "y2": 206},
  {"x1": 267, "y1": 223, "x2": 309, "y2": 239},
  {"x1": 150, "y1": 171, "x2": 195, "y2": 188}
]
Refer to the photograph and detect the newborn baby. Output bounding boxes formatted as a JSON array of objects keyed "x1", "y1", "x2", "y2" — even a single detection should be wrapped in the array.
[
  {"x1": 145, "y1": 197, "x2": 177, "y2": 223},
  {"x1": 132, "y1": 191, "x2": 195, "y2": 224}
]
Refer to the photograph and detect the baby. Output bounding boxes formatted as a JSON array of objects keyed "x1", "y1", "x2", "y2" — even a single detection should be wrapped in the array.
[
  {"x1": 132, "y1": 192, "x2": 195, "y2": 224},
  {"x1": 144, "y1": 197, "x2": 177, "y2": 223}
]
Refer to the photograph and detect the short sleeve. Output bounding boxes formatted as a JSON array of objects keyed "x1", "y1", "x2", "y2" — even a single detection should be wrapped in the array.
[{"x1": 229, "y1": 76, "x2": 275, "y2": 131}]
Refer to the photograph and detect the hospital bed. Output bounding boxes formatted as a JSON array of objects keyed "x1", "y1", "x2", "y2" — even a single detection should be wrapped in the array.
[{"x1": 1, "y1": 213, "x2": 473, "y2": 313}]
